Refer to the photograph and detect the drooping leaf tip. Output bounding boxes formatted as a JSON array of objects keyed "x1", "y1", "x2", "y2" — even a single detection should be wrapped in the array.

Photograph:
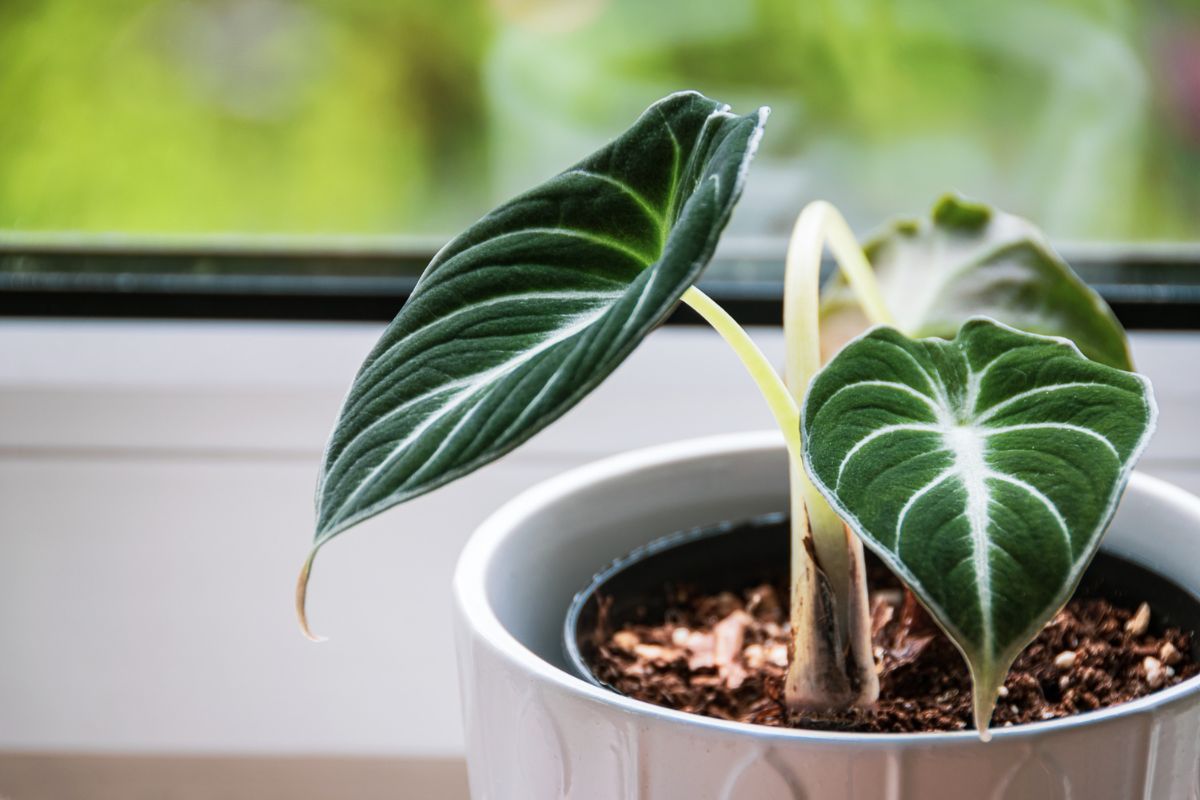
[
  {"x1": 973, "y1": 686, "x2": 999, "y2": 742},
  {"x1": 296, "y1": 549, "x2": 327, "y2": 643}
]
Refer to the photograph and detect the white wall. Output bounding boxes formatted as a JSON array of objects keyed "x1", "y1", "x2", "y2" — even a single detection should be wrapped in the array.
[{"x1": 1, "y1": 321, "x2": 1197, "y2": 756}]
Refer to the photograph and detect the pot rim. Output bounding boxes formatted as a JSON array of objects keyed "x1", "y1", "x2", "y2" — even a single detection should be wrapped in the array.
[{"x1": 454, "y1": 430, "x2": 1200, "y2": 745}]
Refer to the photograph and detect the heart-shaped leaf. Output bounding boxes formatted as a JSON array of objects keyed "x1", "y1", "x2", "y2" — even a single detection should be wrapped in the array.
[
  {"x1": 313, "y1": 92, "x2": 767, "y2": 549},
  {"x1": 802, "y1": 317, "x2": 1156, "y2": 733},
  {"x1": 820, "y1": 195, "x2": 1133, "y2": 370}
]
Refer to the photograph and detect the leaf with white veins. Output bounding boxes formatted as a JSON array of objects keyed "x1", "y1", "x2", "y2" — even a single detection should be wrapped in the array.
[
  {"x1": 802, "y1": 317, "x2": 1156, "y2": 735},
  {"x1": 307, "y1": 92, "x2": 767, "y2": 584},
  {"x1": 820, "y1": 195, "x2": 1132, "y2": 370}
]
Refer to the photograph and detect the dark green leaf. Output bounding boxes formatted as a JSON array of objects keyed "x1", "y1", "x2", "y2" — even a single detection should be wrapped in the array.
[
  {"x1": 314, "y1": 92, "x2": 767, "y2": 546},
  {"x1": 820, "y1": 195, "x2": 1133, "y2": 370},
  {"x1": 802, "y1": 318, "x2": 1155, "y2": 732}
]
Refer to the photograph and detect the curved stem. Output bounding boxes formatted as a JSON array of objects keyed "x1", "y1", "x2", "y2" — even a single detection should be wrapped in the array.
[
  {"x1": 784, "y1": 202, "x2": 893, "y2": 397},
  {"x1": 783, "y1": 200, "x2": 894, "y2": 607},
  {"x1": 296, "y1": 548, "x2": 327, "y2": 642},
  {"x1": 782, "y1": 200, "x2": 893, "y2": 712},
  {"x1": 681, "y1": 287, "x2": 801, "y2": 459}
]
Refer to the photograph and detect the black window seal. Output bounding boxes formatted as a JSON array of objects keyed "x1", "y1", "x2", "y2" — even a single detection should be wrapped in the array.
[{"x1": 1, "y1": 235, "x2": 1197, "y2": 329}]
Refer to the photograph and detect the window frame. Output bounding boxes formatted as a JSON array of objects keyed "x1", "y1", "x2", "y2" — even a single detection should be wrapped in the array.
[{"x1": 1, "y1": 235, "x2": 1198, "y2": 329}]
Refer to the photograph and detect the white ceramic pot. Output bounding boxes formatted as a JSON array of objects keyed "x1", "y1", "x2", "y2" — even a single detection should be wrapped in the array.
[{"x1": 453, "y1": 432, "x2": 1200, "y2": 799}]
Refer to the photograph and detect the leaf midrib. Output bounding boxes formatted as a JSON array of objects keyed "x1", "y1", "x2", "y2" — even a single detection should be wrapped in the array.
[
  {"x1": 337, "y1": 143, "x2": 689, "y2": 436},
  {"x1": 320, "y1": 305, "x2": 610, "y2": 534}
]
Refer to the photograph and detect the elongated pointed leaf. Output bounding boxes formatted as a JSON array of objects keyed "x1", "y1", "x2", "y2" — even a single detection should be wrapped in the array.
[
  {"x1": 820, "y1": 195, "x2": 1133, "y2": 370},
  {"x1": 802, "y1": 318, "x2": 1155, "y2": 733},
  {"x1": 314, "y1": 92, "x2": 767, "y2": 547}
]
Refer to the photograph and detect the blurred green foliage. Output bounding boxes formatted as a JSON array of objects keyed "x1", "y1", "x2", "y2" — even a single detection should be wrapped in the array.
[{"x1": 1, "y1": 0, "x2": 1198, "y2": 240}]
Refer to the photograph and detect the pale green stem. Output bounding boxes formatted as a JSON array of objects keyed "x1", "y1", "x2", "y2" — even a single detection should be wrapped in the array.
[
  {"x1": 784, "y1": 200, "x2": 894, "y2": 610},
  {"x1": 785, "y1": 199, "x2": 894, "y2": 391},
  {"x1": 780, "y1": 200, "x2": 894, "y2": 710},
  {"x1": 681, "y1": 286, "x2": 801, "y2": 458}
]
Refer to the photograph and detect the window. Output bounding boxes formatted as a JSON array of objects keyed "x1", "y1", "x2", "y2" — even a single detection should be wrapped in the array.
[{"x1": 1, "y1": 0, "x2": 1198, "y2": 325}]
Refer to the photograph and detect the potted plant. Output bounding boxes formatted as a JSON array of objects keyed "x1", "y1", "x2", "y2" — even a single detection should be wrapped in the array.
[{"x1": 297, "y1": 92, "x2": 1200, "y2": 798}]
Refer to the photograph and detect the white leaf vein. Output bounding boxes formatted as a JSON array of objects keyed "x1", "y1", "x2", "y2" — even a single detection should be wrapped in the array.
[
  {"x1": 326, "y1": 307, "x2": 608, "y2": 524},
  {"x1": 985, "y1": 471, "x2": 1073, "y2": 554},
  {"x1": 975, "y1": 381, "x2": 1116, "y2": 424},
  {"x1": 836, "y1": 423, "x2": 942, "y2": 488},
  {"x1": 983, "y1": 422, "x2": 1120, "y2": 459},
  {"x1": 894, "y1": 467, "x2": 956, "y2": 551},
  {"x1": 819, "y1": 380, "x2": 943, "y2": 419},
  {"x1": 567, "y1": 170, "x2": 664, "y2": 231},
  {"x1": 342, "y1": 290, "x2": 621, "y2": 442}
]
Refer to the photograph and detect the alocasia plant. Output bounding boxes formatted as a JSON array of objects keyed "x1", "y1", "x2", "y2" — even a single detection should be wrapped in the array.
[{"x1": 299, "y1": 90, "x2": 1157, "y2": 737}]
